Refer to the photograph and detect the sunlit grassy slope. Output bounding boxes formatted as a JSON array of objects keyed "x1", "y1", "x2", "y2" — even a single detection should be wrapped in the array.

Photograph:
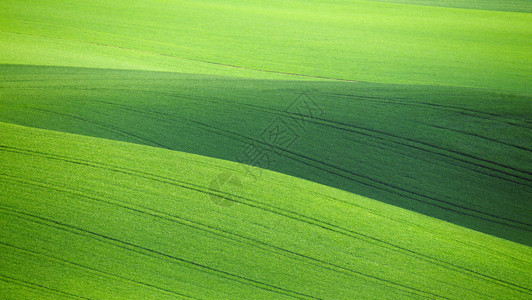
[
  {"x1": 0, "y1": 122, "x2": 531, "y2": 299},
  {"x1": 1, "y1": 64, "x2": 530, "y2": 246},
  {"x1": 1, "y1": 0, "x2": 531, "y2": 94}
]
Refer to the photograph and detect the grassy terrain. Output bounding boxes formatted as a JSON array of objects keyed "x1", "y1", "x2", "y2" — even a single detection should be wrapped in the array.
[
  {"x1": 0, "y1": 121, "x2": 531, "y2": 299},
  {"x1": 1, "y1": 0, "x2": 531, "y2": 94},
  {"x1": 1, "y1": 64, "x2": 530, "y2": 246},
  {"x1": 1, "y1": 0, "x2": 531, "y2": 298}
]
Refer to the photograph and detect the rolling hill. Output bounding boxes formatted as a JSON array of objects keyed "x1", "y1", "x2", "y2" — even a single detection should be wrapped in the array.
[
  {"x1": 1, "y1": 0, "x2": 531, "y2": 94},
  {"x1": 1, "y1": 121, "x2": 531, "y2": 299},
  {"x1": 0, "y1": 0, "x2": 531, "y2": 299},
  {"x1": 1, "y1": 64, "x2": 530, "y2": 246}
]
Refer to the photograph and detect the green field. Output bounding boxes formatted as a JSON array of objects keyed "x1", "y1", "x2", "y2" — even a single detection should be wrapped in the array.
[
  {"x1": 0, "y1": 0, "x2": 531, "y2": 299},
  {"x1": 1, "y1": 65, "x2": 530, "y2": 246},
  {"x1": 1, "y1": 0, "x2": 531, "y2": 94},
  {"x1": 1, "y1": 122, "x2": 531, "y2": 299}
]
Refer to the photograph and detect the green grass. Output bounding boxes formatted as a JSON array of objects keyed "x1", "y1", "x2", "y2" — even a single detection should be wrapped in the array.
[
  {"x1": 1, "y1": 0, "x2": 531, "y2": 298},
  {"x1": 1, "y1": 64, "x2": 530, "y2": 246},
  {"x1": 1, "y1": 0, "x2": 531, "y2": 94},
  {"x1": 0, "y1": 121, "x2": 531, "y2": 299}
]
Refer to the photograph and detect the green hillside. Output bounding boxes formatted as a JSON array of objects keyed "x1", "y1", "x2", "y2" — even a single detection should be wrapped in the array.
[
  {"x1": 1, "y1": 0, "x2": 531, "y2": 94},
  {"x1": 1, "y1": 122, "x2": 531, "y2": 299},
  {"x1": 1, "y1": 0, "x2": 531, "y2": 298},
  {"x1": 1, "y1": 64, "x2": 530, "y2": 246}
]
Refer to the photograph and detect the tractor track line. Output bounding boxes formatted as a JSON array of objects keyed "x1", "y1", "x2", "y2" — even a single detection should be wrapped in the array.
[{"x1": 0, "y1": 274, "x2": 89, "y2": 300}]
